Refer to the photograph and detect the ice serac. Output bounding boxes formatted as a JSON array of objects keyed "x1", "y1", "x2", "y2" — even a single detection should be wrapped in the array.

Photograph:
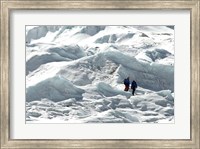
[
  {"x1": 26, "y1": 44, "x2": 85, "y2": 74},
  {"x1": 103, "y1": 49, "x2": 174, "y2": 91},
  {"x1": 80, "y1": 26, "x2": 105, "y2": 36},
  {"x1": 47, "y1": 45, "x2": 85, "y2": 60},
  {"x1": 26, "y1": 26, "x2": 61, "y2": 43},
  {"x1": 26, "y1": 76, "x2": 85, "y2": 102},
  {"x1": 26, "y1": 52, "x2": 68, "y2": 75},
  {"x1": 136, "y1": 48, "x2": 172, "y2": 63}
]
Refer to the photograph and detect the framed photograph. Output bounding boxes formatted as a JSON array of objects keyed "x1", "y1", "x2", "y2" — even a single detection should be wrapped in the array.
[{"x1": 1, "y1": 0, "x2": 199, "y2": 148}]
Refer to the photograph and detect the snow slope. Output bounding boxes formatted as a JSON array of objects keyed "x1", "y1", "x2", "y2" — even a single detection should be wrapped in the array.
[{"x1": 26, "y1": 26, "x2": 174, "y2": 123}]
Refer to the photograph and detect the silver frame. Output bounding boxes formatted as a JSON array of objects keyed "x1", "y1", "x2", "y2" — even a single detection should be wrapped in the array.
[{"x1": 1, "y1": 1, "x2": 199, "y2": 148}]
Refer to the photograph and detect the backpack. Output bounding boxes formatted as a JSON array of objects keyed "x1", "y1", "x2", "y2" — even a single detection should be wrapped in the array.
[
  {"x1": 124, "y1": 79, "x2": 129, "y2": 85},
  {"x1": 131, "y1": 81, "x2": 137, "y2": 88}
]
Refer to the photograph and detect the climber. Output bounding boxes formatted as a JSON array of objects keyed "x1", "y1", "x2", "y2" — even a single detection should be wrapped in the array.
[
  {"x1": 131, "y1": 80, "x2": 137, "y2": 95},
  {"x1": 124, "y1": 77, "x2": 130, "y2": 91}
]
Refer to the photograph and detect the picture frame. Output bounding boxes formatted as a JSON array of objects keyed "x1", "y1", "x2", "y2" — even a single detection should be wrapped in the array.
[{"x1": 1, "y1": 0, "x2": 199, "y2": 148}]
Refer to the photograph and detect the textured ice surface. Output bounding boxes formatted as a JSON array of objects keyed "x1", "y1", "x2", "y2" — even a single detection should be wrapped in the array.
[{"x1": 26, "y1": 26, "x2": 174, "y2": 123}]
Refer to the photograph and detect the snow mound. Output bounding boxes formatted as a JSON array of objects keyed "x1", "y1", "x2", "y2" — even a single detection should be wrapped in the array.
[
  {"x1": 26, "y1": 26, "x2": 61, "y2": 43},
  {"x1": 26, "y1": 76, "x2": 85, "y2": 102},
  {"x1": 84, "y1": 109, "x2": 139, "y2": 123},
  {"x1": 79, "y1": 26, "x2": 105, "y2": 36},
  {"x1": 94, "y1": 95, "x2": 133, "y2": 110},
  {"x1": 26, "y1": 44, "x2": 85, "y2": 74},
  {"x1": 26, "y1": 52, "x2": 68, "y2": 75},
  {"x1": 117, "y1": 33, "x2": 135, "y2": 43},
  {"x1": 47, "y1": 45, "x2": 86, "y2": 60},
  {"x1": 97, "y1": 82, "x2": 131, "y2": 98},
  {"x1": 95, "y1": 34, "x2": 118, "y2": 43},
  {"x1": 129, "y1": 92, "x2": 173, "y2": 113},
  {"x1": 136, "y1": 48, "x2": 172, "y2": 63}
]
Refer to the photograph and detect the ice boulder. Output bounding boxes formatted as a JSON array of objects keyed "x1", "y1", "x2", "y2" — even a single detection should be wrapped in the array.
[{"x1": 26, "y1": 76, "x2": 85, "y2": 102}]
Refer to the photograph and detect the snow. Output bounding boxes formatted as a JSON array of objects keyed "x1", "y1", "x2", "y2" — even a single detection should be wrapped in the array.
[
  {"x1": 26, "y1": 26, "x2": 174, "y2": 123},
  {"x1": 26, "y1": 26, "x2": 61, "y2": 43},
  {"x1": 97, "y1": 82, "x2": 132, "y2": 98},
  {"x1": 26, "y1": 76, "x2": 85, "y2": 102}
]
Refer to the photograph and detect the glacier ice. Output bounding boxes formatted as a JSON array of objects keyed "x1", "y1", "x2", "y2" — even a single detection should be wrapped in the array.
[{"x1": 26, "y1": 26, "x2": 174, "y2": 123}]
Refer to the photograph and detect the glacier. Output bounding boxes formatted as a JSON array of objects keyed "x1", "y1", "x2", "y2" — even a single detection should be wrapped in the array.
[{"x1": 26, "y1": 25, "x2": 174, "y2": 123}]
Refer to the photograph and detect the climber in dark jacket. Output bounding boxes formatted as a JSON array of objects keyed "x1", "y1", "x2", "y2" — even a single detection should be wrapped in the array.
[
  {"x1": 131, "y1": 80, "x2": 137, "y2": 95},
  {"x1": 124, "y1": 77, "x2": 130, "y2": 91}
]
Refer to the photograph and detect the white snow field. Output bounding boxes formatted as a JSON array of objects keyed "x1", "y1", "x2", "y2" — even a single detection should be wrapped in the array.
[{"x1": 26, "y1": 26, "x2": 174, "y2": 123}]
